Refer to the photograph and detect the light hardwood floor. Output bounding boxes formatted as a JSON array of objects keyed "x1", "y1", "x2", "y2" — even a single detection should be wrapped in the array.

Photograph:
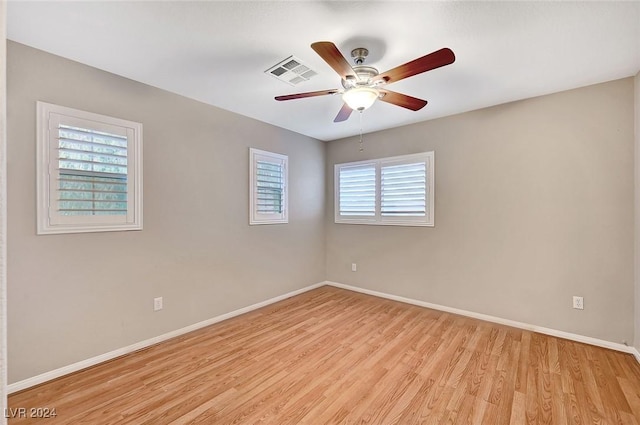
[{"x1": 8, "y1": 286, "x2": 640, "y2": 424}]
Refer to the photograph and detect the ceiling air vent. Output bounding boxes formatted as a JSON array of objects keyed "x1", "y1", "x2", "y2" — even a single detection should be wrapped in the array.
[{"x1": 265, "y1": 56, "x2": 318, "y2": 86}]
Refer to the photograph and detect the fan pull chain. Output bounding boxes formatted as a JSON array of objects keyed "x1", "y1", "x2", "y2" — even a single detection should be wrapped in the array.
[{"x1": 358, "y1": 111, "x2": 364, "y2": 152}]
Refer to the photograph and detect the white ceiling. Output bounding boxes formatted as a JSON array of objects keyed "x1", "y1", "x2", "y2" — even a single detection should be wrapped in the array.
[{"x1": 7, "y1": 1, "x2": 640, "y2": 142}]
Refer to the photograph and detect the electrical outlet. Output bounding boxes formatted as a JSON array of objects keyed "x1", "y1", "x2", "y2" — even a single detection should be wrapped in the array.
[
  {"x1": 351, "y1": 263, "x2": 357, "y2": 272},
  {"x1": 154, "y1": 297, "x2": 163, "y2": 311},
  {"x1": 572, "y1": 296, "x2": 583, "y2": 310}
]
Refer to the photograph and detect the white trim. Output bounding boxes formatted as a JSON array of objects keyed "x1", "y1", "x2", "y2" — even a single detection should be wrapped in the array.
[
  {"x1": 634, "y1": 70, "x2": 640, "y2": 357},
  {"x1": 36, "y1": 101, "x2": 143, "y2": 235},
  {"x1": 8, "y1": 282, "x2": 324, "y2": 394},
  {"x1": 325, "y1": 281, "x2": 639, "y2": 358},
  {"x1": 0, "y1": 3, "x2": 8, "y2": 421},
  {"x1": 249, "y1": 148, "x2": 288, "y2": 225}
]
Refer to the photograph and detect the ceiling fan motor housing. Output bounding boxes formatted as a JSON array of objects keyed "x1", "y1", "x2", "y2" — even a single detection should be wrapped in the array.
[
  {"x1": 342, "y1": 66, "x2": 379, "y2": 89},
  {"x1": 342, "y1": 47, "x2": 380, "y2": 89}
]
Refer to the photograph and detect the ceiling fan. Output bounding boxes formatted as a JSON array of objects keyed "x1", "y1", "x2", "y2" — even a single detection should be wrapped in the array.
[{"x1": 275, "y1": 41, "x2": 455, "y2": 123}]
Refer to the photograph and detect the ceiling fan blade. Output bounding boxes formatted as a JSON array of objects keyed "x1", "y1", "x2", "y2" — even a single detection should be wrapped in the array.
[
  {"x1": 378, "y1": 89, "x2": 428, "y2": 111},
  {"x1": 375, "y1": 48, "x2": 455, "y2": 85},
  {"x1": 311, "y1": 41, "x2": 358, "y2": 80},
  {"x1": 334, "y1": 103, "x2": 353, "y2": 122},
  {"x1": 275, "y1": 89, "x2": 338, "y2": 101}
]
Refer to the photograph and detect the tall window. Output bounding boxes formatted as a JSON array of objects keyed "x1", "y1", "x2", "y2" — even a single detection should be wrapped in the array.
[
  {"x1": 37, "y1": 102, "x2": 143, "y2": 234},
  {"x1": 335, "y1": 152, "x2": 434, "y2": 226},
  {"x1": 249, "y1": 148, "x2": 288, "y2": 225}
]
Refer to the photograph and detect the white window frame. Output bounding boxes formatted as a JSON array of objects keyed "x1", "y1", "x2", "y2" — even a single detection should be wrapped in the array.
[
  {"x1": 334, "y1": 151, "x2": 434, "y2": 227},
  {"x1": 37, "y1": 101, "x2": 143, "y2": 235},
  {"x1": 249, "y1": 148, "x2": 288, "y2": 225}
]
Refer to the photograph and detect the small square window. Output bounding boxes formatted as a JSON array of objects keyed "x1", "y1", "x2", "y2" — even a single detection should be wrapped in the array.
[{"x1": 37, "y1": 102, "x2": 143, "y2": 234}]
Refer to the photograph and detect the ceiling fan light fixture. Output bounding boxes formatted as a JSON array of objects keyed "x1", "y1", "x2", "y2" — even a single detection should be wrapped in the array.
[
  {"x1": 342, "y1": 87, "x2": 379, "y2": 111},
  {"x1": 275, "y1": 42, "x2": 455, "y2": 123}
]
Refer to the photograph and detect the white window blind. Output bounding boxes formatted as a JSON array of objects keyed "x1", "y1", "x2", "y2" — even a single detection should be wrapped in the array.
[
  {"x1": 381, "y1": 162, "x2": 426, "y2": 217},
  {"x1": 250, "y1": 148, "x2": 288, "y2": 225},
  {"x1": 37, "y1": 102, "x2": 143, "y2": 234},
  {"x1": 256, "y1": 160, "x2": 285, "y2": 214},
  {"x1": 338, "y1": 164, "x2": 376, "y2": 217},
  {"x1": 335, "y1": 152, "x2": 434, "y2": 226},
  {"x1": 57, "y1": 124, "x2": 129, "y2": 216}
]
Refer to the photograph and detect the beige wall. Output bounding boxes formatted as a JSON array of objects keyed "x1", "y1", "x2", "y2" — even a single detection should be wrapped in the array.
[
  {"x1": 7, "y1": 42, "x2": 326, "y2": 383},
  {"x1": 326, "y1": 78, "x2": 635, "y2": 344}
]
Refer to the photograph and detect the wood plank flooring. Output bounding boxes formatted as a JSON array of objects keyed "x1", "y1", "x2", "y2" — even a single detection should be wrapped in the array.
[{"x1": 8, "y1": 286, "x2": 640, "y2": 424}]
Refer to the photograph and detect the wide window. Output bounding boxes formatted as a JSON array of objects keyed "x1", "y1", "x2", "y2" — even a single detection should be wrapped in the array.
[
  {"x1": 249, "y1": 148, "x2": 288, "y2": 225},
  {"x1": 37, "y1": 102, "x2": 143, "y2": 234},
  {"x1": 335, "y1": 152, "x2": 434, "y2": 226}
]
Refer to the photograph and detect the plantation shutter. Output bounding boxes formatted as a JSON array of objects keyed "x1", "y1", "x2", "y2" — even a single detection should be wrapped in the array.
[
  {"x1": 334, "y1": 152, "x2": 433, "y2": 226},
  {"x1": 256, "y1": 160, "x2": 285, "y2": 214},
  {"x1": 381, "y1": 161, "x2": 426, "y2": 218},
  {"x1": 338, "y1": 163, "x2": 376, "y2": 217},
  {"x1": 250, "y1": 148, "x2": 288, "y2": 224},
  {"x1": 37, "y1": 102, "x2": 142, "y2": 234},
  {"x1": 56, "y1": 124, "x2": 129, "y2": 217}
]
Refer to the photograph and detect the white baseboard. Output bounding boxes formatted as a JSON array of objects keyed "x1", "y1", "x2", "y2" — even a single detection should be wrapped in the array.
[
  {"x1": 325, "y1": 281, "x2": 638, "y2": 358},
  {"x1": 8, "y1": 282, "x2": 325, "y2": 394},
  {"x1": 10, "y1": 280, "x2": 639, "y2": 394}
]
